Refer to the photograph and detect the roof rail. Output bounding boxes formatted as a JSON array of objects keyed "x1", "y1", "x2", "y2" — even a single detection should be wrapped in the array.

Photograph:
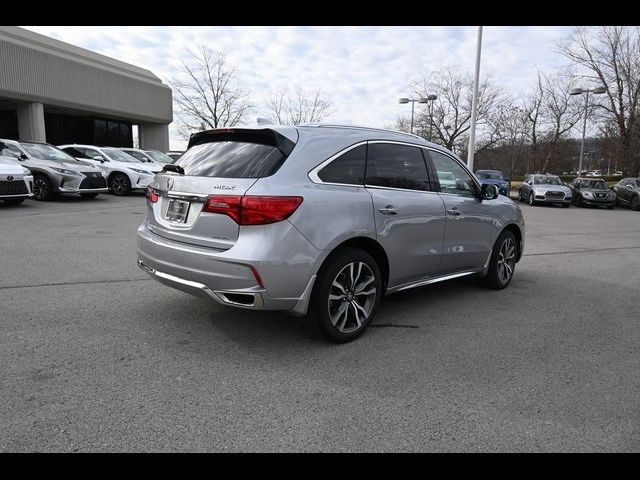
[{"x1": 298, "y1": 123, "x2": 426, "y2": 141}]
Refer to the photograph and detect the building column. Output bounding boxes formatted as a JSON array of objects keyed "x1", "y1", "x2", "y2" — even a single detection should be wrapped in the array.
[
  {"x1": 16, "y1": 102, "x2": 46, "y2": 142},
  {"x1": 139, "y1": 123, "x2": 169, "y2": 152}
]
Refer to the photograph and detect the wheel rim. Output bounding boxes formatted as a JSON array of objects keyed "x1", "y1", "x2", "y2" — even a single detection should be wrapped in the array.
[
  {"x1": 111, "y1": 175, "x2": 128, "y2": 195},
  {"x1": 327, "y1": 261, "x2": 376, "y2": 334},
  {"x1": 497, "y1": 237, "x2": 516, "y2": 284},
  {"x1": 33, "y1": 178, "x2": 48, "y2": 199}
]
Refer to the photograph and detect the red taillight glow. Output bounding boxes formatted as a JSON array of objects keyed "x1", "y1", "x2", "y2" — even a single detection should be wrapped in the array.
[
  {"x1": 146, "y1": 186, "x2": 158, "y2": 203},
  {"x1": 250, "y1": 265, "x2": 265, "y2": 289},
  {"x1": 202, "y1": 195, "x2": 303, "y2": 225}
]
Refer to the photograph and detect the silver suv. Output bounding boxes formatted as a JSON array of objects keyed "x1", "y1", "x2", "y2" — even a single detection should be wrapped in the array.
[{"x1": 137, "y1": 125, "x2": 525, "y2": 342}]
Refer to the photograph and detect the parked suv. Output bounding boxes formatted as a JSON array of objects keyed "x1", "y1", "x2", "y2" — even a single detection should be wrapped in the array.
[
  {"x1": 0, "y1": 139, "x2": 107, "y2": 201},
  {"x1": 569, "y1": 177, "x2": 616, "y2": 209},
  {"x1": 0, "y1": 149, "x2": 33, "y2": 204},
  {"x1": 518, "y1": 174, "x2": 572, "y2": 207},
  {"x1": 612, "y1": 178, "x2": 640, "y2": 210},
  {"x1": 59, "y1": 144, "x2": 163, "y2": 195},
  {"x1": 120, "y1": 148, "x2": 174, "y2": 165},
  {"x1": 137, "y1": 125, "x2": 525, "y2": 342},
  {"x1": 475, "y1": 170, "x2": 509, "y2": 196}
]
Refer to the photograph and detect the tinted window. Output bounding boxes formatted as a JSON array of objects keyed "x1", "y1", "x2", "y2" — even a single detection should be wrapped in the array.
[
  {"x1": 428, "y1": 150, "x2": 477, "y2": 197},
  {"x1": 62, "y1": 147, "x2": 90, "y2": 159},
  {"x1": 365, "y1": 143, "x2": 429, "y2": 191},
  {"x1": 318, "y1": 144, "x2": 366, "y2": 185},
  {"x1": 177, "y1": 141, "x2": 286, "y2": 178}
]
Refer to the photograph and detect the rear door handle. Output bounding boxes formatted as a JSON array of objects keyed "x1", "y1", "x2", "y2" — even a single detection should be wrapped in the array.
[
  {"x1": 447, "y1": 208, "x2": 461, "y2": 216},
  {"x1": 378, "y1": 205, "x2": 397, "y2": 215}
]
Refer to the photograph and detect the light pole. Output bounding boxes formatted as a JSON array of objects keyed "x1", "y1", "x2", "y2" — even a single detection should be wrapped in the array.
[
  {"x1": 467, "y1": 25, "x2": 483, "y2": 171},
  {"x1": 570, "y1": 86, "x2": 607, "y2": 175},
  {"x1": 399, "y1": 96, "x2": 435, "y2": 135}
]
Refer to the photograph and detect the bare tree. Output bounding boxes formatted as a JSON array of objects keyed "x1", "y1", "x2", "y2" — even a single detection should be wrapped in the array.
[
  {"x1": 266, "y1": 86, "x2": 331, "y2": 125},
  {"x1": 559, "y1": 26, "x2": 640, "y2": 174},
  {"x1": 410, "y1": 66, "x2": 503, "y2": 155},
  {"x1": 171, "y1": 45, "x2": 251, "y2": 139}
]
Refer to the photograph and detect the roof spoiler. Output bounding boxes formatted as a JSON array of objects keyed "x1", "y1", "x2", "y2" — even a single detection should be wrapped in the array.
[{"x1": 187, "y1": 128, "x2": 296, "y2": 157}]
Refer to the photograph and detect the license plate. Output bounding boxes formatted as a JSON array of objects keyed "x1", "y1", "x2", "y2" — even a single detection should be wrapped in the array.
[{"x1": 165, "y1": 198, "x2": 190, "y2": 223}]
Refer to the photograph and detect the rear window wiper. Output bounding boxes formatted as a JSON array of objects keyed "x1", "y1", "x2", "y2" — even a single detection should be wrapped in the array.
[{"x1": 162, "y1": 164, "x2": 184, "y2": 175}]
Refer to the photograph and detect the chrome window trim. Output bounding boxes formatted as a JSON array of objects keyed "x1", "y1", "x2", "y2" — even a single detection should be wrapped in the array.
[{"x1": 364, "y1": 184, "x2": 440, "y2": 195}]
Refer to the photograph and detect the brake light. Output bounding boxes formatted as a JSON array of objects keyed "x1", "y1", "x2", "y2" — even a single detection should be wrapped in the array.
[
  {"x1": 202, "y1": 195, "x2": 303, "y2": 225},
  {"x1": 146, "y1": 186, "x2": 158, "y2": 203}
]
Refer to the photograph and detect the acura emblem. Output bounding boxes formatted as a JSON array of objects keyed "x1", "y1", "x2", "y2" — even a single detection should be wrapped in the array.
[
  {"x1": 7, "y1": 175, "x2": 14, "y2": 181},
  {"x1": 166, "y1": 177, "x2": 174, "y2": 189}
]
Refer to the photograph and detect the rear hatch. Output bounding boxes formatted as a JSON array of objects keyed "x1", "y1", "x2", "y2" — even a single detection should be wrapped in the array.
[{"x1": 146, "y1": 128, "x2": 297, "y2": 251}]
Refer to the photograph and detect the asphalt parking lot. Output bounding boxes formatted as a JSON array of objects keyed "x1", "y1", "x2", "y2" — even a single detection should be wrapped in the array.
[{"x1": 1, "y1": 194, "x2": 639, "y2": 452}]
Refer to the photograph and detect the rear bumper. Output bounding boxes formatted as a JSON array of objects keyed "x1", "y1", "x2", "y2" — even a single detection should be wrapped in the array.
[{"x1": 135, "y1": 221, "x2": 319, "y2": 315}]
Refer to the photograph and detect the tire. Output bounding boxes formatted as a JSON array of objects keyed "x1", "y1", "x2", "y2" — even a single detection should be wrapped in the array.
[
  {"x1": 308, "y1": 248, "x2": 382, "y2": 343},
  {"x1": 632, "y1": 195, "x2": 640, "y2": 211},
  {"x1": 80, "y1": 193, "x2": 99, "y2": 199},
  {"x1": 528, "y1": 192, "x2": 536, "y2": 206},
  {"x1": 480, "y1": 230, "x2": 518, "y2": 290},
  {"x1": 576, "y1": 195, "x2": 583, "y2": 207},
  {"x1": 32, "y1": 174, "x2": 53, "y2": 201},
  {"x1": 109, "y1": 173, "x2": 131, "y2": 196},
  {"x1": 3, "y1": 197, "x2": 25, "y2": 205}
]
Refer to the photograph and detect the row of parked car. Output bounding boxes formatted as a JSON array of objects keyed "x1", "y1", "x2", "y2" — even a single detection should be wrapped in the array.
[
  {"x1": 475, "y1": 169, "x2": 640, "y2": 211},
  {"x1": 0, "y1": 138, "x2": 182, "y2": 204}
]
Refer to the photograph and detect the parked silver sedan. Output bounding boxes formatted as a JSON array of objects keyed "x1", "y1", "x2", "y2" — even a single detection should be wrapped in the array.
[
  {"x1": 518, "y1": 174, "x2": 572, "y2": 207},
  {"x1": 0, "y1": 139, "x2": 108, "y2": 201}
]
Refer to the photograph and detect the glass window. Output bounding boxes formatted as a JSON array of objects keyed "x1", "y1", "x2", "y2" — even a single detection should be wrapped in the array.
[
  {"x1": 102, "y1": 148, "x2": 142, "y2": 163},
  {"x1": 62, "y1": 147, "x2": 91, "y2": 159},
  {"x1": 318, "y1": 144, "x2": 366, "y2": 185},
  {"x1": 124, "y1": 149, "x2": 151, "y2": 162},
  {"x1": 0, "y1": 141, "x2": 23, "y2": 159},
  {"x1": 428, "y1": 150, "x2": 477, "y2": 197},
  {"x1": 19, "y1": 142, "x2": 78, "y2": 163},
  {"x1": 176, "y1": 141, "x2": 287, "y2": 178},
  {"x1": 365, "y1": 143, "x2": 429, "y2": 191},
  {"x1": 144, "y1": 150, "x2": 174, "y2": 164}
]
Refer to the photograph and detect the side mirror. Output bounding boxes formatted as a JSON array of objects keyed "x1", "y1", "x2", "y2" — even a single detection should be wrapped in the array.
[
  {"x1": 19, "y1": 153, "x2": 28, "y2": 160},
  {"x1": 503, "y1": 177, "x2": 510, "y2": 182},
  {"x1": 93, "y1": 155, "x2": 104, "y2": 161},
  {"x1": 481, "y1": 183, "x2": 499, "y2": 200}
]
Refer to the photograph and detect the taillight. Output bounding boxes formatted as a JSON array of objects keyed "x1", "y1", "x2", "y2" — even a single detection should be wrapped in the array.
[
  {"x1": 202, "y1": 195, "x2": 303, "y2": 225},
  {"x1": 146, "y1": 186, "x2": 158, "y2": 203}
]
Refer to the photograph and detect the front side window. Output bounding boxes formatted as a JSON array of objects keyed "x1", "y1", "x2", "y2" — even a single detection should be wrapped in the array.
[
  {"x1": 62, "y1": 147, "x2": 90, "y2": 159},
  {"x1": 317, "y1": 144, "x2": 366, "y2": 185},
  {"x1": 428, "y1": 150, "x2": 477, "y2": 197},
  {"x1": 365, "y1": 143, "x2": 429, "y2": 191},
  {"x1": 0, "y1": 142, "x2": 22, "y2": 159}
]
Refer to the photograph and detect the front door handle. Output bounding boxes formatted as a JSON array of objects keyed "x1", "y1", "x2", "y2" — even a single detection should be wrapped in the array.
[
  {"x1": 447, "y1": 208, "x2": 461, "y2": 216},
  {"x1": 378, "y1": 205, "x2": 397, "y2": 215}
]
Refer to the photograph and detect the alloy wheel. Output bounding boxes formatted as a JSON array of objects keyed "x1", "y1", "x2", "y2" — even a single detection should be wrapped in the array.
[
  {"x1": 529, "y1": 193, "x2": 535, "y2": 206},
  {"x1": 111, "y1": 175, "x2": 128, "y2": 195},
  {"x1": 33, "y1": 178, "x2": 49, "y2": 200},
  {"x1": 497, "y1": 237, "x2": 516, "y2": 284},
  {"x1": 327, "y1": 261, "x2": 376, "y2": 334}
]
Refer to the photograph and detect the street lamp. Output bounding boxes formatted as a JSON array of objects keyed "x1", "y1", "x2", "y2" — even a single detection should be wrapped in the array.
[
  {"x1": 570, "y1": 85, "x2": 607, "y2": 176},
  {"x1": 399, "y1": 95, "x2": 437, "y2": 135}
]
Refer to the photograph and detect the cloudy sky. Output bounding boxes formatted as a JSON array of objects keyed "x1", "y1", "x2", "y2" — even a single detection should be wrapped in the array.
[{"x1": 21, "y1": 26, "x2": 576, "y2": 150}]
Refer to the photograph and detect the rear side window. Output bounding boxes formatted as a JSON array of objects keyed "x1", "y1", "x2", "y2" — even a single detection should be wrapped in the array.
[
  {"x1": 177, "y1": 141, "x2": 286, "y2": 178},
  {"x1": 365, "y1": 143, "x2": 429, "y2": 191},
  {"x1": 318, "y1": 144, "x2": 366, "y2": 185}
]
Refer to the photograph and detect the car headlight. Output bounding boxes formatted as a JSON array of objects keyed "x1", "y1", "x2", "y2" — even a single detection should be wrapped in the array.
[
  {"x1": 583, "y1": 191, "x2": 594, "y2": 198},
  {"x1": 129, "y1": 168, "x2": 150, "y2": 174},
  {"x1": 52, "y1": 167, "x2": 80, "y2": 175}
]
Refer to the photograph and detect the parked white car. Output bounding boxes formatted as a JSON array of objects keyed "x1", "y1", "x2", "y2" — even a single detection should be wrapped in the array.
[
  {"x1": 0, "y1": 151, "x2": 33, "y2": 204},
  {"x1": 120, "y1": 148, "x2": 174, "y2": 165},
  {"x1": 59, "y1": 144, "x2": 163, "y2": 195}
]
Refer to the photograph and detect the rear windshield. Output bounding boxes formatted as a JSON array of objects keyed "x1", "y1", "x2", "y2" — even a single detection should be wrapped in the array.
[{"x1": 176, "y1": 141, "x2": 286, "y2": 178}]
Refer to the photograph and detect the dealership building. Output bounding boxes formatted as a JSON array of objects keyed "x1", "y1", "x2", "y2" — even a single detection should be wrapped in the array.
[{"x1": 0, "y1": 26, "x2": 172, "y2": 151}]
